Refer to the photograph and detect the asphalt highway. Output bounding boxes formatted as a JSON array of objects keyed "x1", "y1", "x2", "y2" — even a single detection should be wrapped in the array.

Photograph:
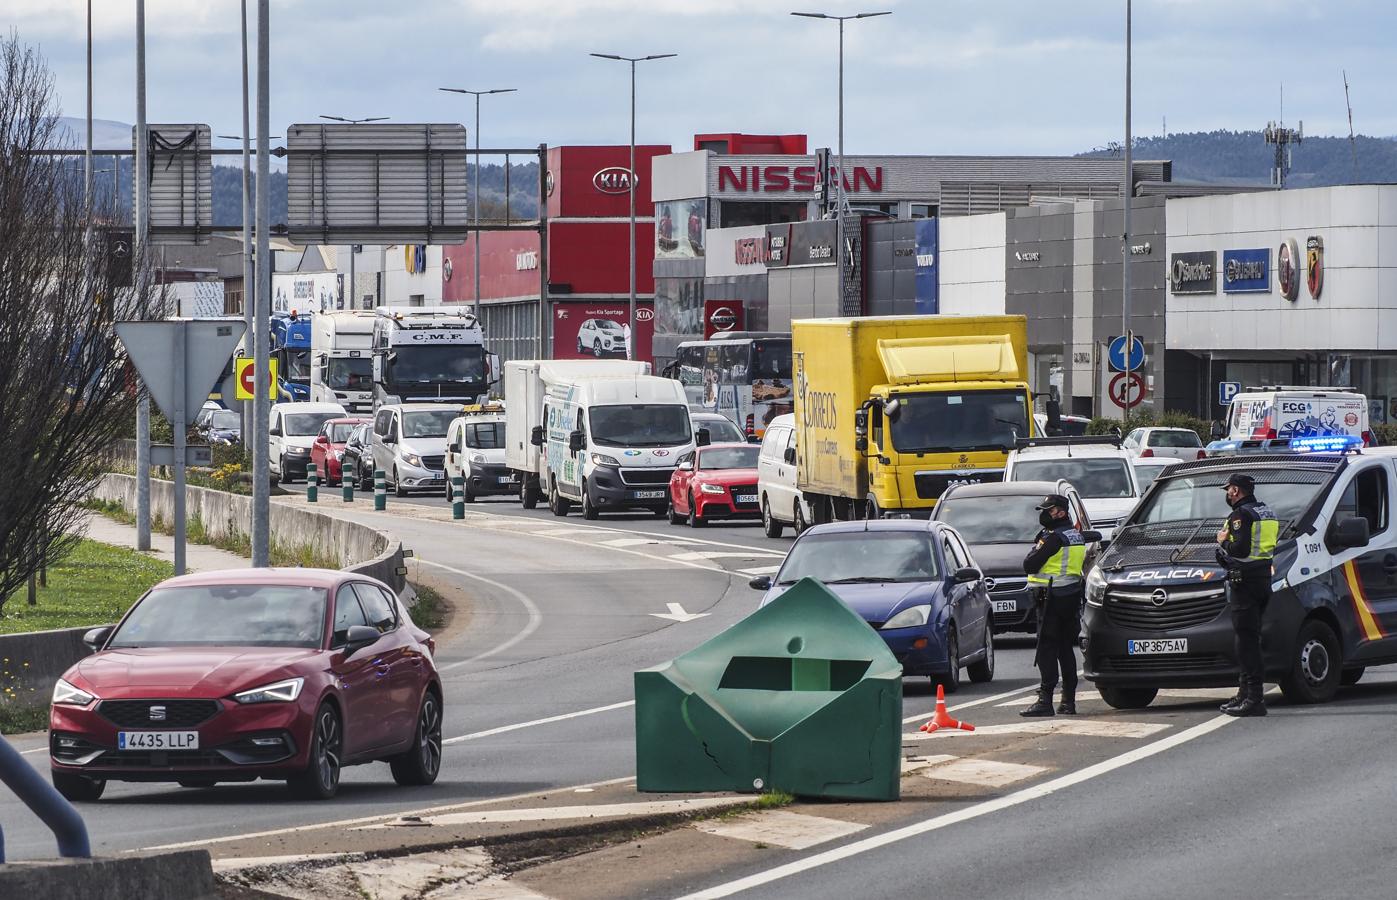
[{"x1": 7, "y1": 489, "x2": 1395, "y2": 900}]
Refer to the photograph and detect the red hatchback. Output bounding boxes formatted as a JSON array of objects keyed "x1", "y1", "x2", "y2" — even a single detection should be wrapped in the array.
[
  {"x1": 667, "y1": 443, "x2": 762, "y2": 528},
  {"x1": 49, "y1": 568, "x2": 442, "y2": 801},
  {"x1": 310, "y1": 417, "x2": 370, "y2": 486}
]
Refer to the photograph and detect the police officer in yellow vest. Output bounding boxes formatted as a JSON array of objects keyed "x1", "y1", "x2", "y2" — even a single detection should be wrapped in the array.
[
  {"x1": 1021, "y1": 494, "x2": 1087, "y2": 718},
  {"x1": 1215, "y1": 473, "x2": 1277, "y2": 717}
]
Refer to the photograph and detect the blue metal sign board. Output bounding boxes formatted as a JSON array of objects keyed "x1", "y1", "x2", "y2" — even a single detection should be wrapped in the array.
[
  {"x1": 1108, "y1": 335, "x2": 1145, "y2": 373},
  {"x1": 1222, "y1": 248, "x2": 1270, "y2": 293},
  {"x1": 1219, "y1": 381, "x2": 1241, "y2": 406}
]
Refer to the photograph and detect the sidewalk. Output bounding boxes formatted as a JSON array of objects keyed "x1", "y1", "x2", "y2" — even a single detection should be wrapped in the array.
[{"x1": 82, "y1": 512, "x2": 250, "y2": 574}]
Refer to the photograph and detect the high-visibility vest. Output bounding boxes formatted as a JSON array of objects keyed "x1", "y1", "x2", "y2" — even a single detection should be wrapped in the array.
[
  {"x1": 1240, "y1": 501, "x2": 1278, "y2": 563},
  {"x1": 1028, "y1": 527, "x2": 1086, "y2": 587}
]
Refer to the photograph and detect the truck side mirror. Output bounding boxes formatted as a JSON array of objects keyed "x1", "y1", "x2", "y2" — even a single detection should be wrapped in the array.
[
  {"x1": 372, "y1": 355, "x2": 383, "y2": 382},
  {"x1": 854, "y1": 409, "x2": 869, "y2": 438},
  {"x1": 883, "y1": 398, "x2": 901, "y2": 421},
  {"x1": 855, "y1": 435, "x2": 868, "y2": 453},
  {"x1": 568, "y1": 430, "x2": 585, "y2": 454},
  {"x1": 1330, "y1": 516, "x2": 1371, "y2": 550},
  {"x1": 530, "y1": 425, "x2": 544, "y2": 447},
  {"x1": 695, "y1": 427, "x2": 711, "y2": 447},
  {"x1": 487, "y1": 352, "x2": 501, "y2": 384}
]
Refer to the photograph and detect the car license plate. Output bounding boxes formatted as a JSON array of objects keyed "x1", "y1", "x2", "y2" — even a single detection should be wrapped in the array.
[
  {"x1": 499, "y1": 475, "x2": 517, "y2": 484},
  {"x1": 734, "y1": 494, "x2": 757, "y2": 504},
  {"x1": 118, "y1": 731, "x2": 199, "y2": 751},
  {"x1": 992, "y1": 600, "x2": 1016, "y2": 614},
  {"x1": 1127, "y1": 638, "x2": 1188, "y2": 655},
  {"x1": 634, "y1": 490, "x2": 666, "y2": 500}
]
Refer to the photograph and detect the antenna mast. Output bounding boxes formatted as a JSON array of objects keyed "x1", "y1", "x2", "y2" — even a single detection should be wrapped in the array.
[
  {"x1": 1263, "y1": 85, "x2": 1302, "y2": 189},
  {"x1": 1343, "y1": 69, "x2": 1358, "y2": 183}
]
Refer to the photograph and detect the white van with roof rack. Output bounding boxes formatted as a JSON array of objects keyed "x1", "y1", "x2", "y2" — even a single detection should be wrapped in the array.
[{"x1": 1003, "y1": 435, "x2": 1140, "y2": 540}]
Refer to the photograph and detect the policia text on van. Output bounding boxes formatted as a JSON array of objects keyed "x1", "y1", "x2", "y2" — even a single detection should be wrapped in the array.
[{"x1": 1080, "y1": 438, "x2": 1387, "y2": 709}]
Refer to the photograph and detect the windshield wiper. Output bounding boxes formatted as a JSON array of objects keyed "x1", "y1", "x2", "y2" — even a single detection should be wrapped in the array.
[
  {"x1": 824, "y1": 576, "x2": 895, "y2": 584},
  {"x1": 1168, "y1": 521, "x2": 1211, "y2": 565}
]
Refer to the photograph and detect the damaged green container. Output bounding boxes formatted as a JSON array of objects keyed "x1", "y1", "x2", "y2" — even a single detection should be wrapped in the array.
[{"x1": 634, "y1": 577, "x2": 902, "y2": 801}]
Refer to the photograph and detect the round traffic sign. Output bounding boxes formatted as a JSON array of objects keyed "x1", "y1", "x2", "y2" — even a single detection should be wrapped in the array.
[
  {"x1": 239, "y1": 362, "x2": 257, "y2": 396},
  {"x1": 1108, "y1": 371, "x2": 1145, "y2": 410}
]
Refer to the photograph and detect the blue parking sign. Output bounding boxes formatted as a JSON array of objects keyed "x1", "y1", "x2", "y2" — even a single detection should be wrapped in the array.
[{"x1": 1219, "y1": 381, "x2": 1240, "y2": 406}]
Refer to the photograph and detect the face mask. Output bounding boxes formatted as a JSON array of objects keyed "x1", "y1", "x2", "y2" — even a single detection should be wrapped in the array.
[{"x1": 1040, "y1": 510, "x2": 1058, "y2": 529}]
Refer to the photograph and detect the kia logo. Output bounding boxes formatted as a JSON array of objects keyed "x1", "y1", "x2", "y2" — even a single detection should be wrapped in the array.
[
  {"x1": 635, "y1": 308, "x2": 654, "y2": 322},
  {"x1": 709, "y1": 306, "x2": 737, "y2": 332},
  {"x1": 545, "y1": 169, "x2": 555, "y2": 197},
  {"x1": 593, "y1": 167, "x2": 636, "y2": 194}
]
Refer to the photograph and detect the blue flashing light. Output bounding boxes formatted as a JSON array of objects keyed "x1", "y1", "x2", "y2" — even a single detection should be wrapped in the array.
[{"x1": 1289, "y1": 435, "x2": 1364, "y2": 453}]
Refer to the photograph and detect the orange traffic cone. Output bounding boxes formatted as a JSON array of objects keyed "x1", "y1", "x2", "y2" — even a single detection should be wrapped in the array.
[{"x1": 918, "y1": 684, "x2": 975, "y2": 734}]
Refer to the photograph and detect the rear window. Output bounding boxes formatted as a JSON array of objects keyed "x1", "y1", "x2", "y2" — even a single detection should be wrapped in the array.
[
  {"x1": 1011, "y1": 457, "x2": 1135, "y2": 499},
  {"x1": 1147, "y1": 430, "x2": 1201, "y2": 448}
]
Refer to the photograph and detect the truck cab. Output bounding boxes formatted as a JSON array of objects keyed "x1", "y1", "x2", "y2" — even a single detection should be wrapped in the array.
[
  {"x1": 1084, "y1": 436, "x2": 1393, "y2": 709},
  {"x1": 370, "y1": 306, "x2": 498, "y2": 408},
  {"x1": 270, "y1": 311, "x2": 313, "y2": 402},
  {"x1": 312, "y1": 311, "x2": 376, "y2": 413}
]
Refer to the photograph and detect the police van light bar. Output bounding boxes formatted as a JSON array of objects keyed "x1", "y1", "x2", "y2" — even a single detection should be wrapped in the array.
[
  {"x1": 1206, "y1": 435, "x2": 1364, "y2": 457},
  {"x1": 1289, "y1": 435, "x2": 1364, "y2": 453}
]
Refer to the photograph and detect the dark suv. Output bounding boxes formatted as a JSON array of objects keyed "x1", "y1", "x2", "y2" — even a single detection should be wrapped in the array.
[{"x1": 932, "y1": 480, "x2": 1097, "y2": 634}]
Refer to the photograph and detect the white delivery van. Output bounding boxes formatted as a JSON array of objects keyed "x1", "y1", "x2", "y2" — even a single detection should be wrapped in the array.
[
  {"x1": 538, "y1": 374, "x2": 693, "y2": 519},
  {"x1": 1221, "y1": 387, "x2": 1371, "y2": 446},
  {"x1": 503, "y1": 359, "x2": 650, "y2": 508}
]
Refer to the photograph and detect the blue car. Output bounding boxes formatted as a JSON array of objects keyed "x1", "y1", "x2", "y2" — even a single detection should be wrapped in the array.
[{"x1": 750, "y1": 519, "x2": 995, "y2": 691}]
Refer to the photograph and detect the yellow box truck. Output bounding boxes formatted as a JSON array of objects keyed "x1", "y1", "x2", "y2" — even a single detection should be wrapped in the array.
[{"x1": 792, "y1": 315, "x2": 1034, "y2": 521}]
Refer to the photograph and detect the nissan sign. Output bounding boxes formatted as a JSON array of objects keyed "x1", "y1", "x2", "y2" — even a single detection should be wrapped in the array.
[
  {"x1": 709, "y1": 306, "x2": 738, "y2": 332},
  {"x1": 1170, "y1": 250, "x2": 1217, "y2": 295},
  {"x1": 593, "y1": 167, "x2": 636, "y2": 194}
]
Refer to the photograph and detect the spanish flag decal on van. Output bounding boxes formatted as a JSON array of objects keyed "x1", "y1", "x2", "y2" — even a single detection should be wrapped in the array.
[{"x1": 1343, "y1": 560, "x2": 1386, "y2": 642}]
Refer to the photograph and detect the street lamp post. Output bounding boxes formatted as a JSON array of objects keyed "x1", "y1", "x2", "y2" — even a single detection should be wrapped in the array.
[
  {"x1": 590, "y1": 52, "x2": 676, "y2": 360},
  {"x1": 439, "y1": 88, "x2": 517, "y2": 324},
  {"x1": 1122, "y1": 0, "x2": 1134, "y2": 417},
  {"x1": 791, "y1": 11, "x2": 889, "y2": 314}
]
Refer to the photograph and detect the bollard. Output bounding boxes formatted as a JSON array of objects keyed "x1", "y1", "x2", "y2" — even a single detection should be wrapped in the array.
[
  {"x1": 306, "y1": 462, "x2": 318, "y2": 503},
  {"x1": 452, "y1": 475, "x2": 465, "y2": 520},
  {"x1": 342, "y1": 460, "x2": 355, "y2": 503},
  {"x1": 374, "y1": 469, "x2": 387, "y2": 510}
]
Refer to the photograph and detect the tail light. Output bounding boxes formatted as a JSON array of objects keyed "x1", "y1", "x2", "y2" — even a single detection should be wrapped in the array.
[
  {"x1": 745, "y1": 414, "x2": 755, "y2": 437},
  {"x1": 1140, "y1": 448, "x2": 1154, "y2": 458}
]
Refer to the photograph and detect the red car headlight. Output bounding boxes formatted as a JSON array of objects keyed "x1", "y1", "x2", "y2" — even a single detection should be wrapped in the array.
[
  {"x1": 699, "y1": 482, "x2": 726, "y2": 495},
  {"x1": 52, "y1": 678, "x2": 97, "y2": 706},
  {"x1": 233, "y1": 677, "x2": 305, "y2": 704}
]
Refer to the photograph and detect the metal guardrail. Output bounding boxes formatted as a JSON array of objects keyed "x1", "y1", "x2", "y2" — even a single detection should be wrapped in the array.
[{"x1": 0, "y1": 736, "x2": 90, "y2": 862}]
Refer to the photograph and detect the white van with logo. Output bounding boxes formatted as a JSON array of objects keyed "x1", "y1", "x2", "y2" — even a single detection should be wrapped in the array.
[
  {"x1": 1220, "y1": 387, "x2": 1371, "y2": 446},
  {"x1": 539, "y1": 375, "x2": 693, "y2": 519}
]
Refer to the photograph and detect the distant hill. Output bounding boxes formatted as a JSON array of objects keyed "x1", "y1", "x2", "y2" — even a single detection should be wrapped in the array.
[{"x1": 1078, "y1": 129, "x2": 1397, "y2": 187}]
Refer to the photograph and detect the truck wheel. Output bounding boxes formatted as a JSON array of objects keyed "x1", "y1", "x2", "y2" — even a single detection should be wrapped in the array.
[
  {"x1": 762, "y1": 498, "x2": 783, "y2": 538},
  {"x1": 793, "y1": 501, "x2": 809, "y2": 534},
  {"x1": 1099, "y1": 686, "x2": 1158, "y2": 709},
  {"x1": 866, "y1": 497, "x2": 881, "y2": 520},
  {"x1": 1341, "y1": 667, "x2": 1366, "y2": 686},
  {"x1": 549, "y1": 481, "x2": 571, "y2": 517},
  {"x1": 521, "y1": 476, "x2": 540, "y2": 509},
  {"x1": 581, "y1": 483, "x2": 599, "y2": 520},
  {"x1": 967, "y1": 626, "x2": 995, "y2": 683},
  {"x1": 1279, "y1": 618, "x2": 1342, "y2": 704}
]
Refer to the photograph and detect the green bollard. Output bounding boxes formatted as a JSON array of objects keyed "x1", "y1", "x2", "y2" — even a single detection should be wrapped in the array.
[
  {"x1": 452, "y1": 475, "x2": 465, "y2": 520},
  {"x1": 342, "y1": 461, "x2": 355, "y2": 503},
  {"x1": 374, "y1": 469, "x2": 387, "y2": 511},
  {"x1": 307, "y1": 462, "x2": 318, "y2": 503}
]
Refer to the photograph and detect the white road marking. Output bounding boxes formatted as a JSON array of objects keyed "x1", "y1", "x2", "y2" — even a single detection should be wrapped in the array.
[
  {"x1": 532, "y1": 527, "x2": 602, "y2": 537},
  {"x1": 649, "y1": 602, "x2": 709, "y2": 623},
  {"x1": 600, "y1": 537, "x2": 690, "y2": 548},
  {"x1": 695, "y1": 810, "x2": 868, "y2": 850},
  {"x1": 900, "y1": 682, "x2": 1042, "y2": 725},
  {"x1": 998, "y1": 690, "x2": 1103, "y2": 707},
  {"x1": 738, "y1": 565, "x2": 782, "y2": 576},
  {"x1": 676, "y1": 715, "x2": 1237, "y2": 899},
  {"x1": 903, "y1": 719, "x2": 1172, "y2": 741},
  {"x1": 358, "y1": 797, "x2": 745, "y2": 829},
  {"x1": 141, "y1": 776, "x2": 638, "y2": 852},
  {"x1": 996, "y1": 688, "x2": 1237, "y2": 707},
  {"x1": 211, "y1": 852, "x2": 342, "y2": 872},
  {"x1": 900, "y1": 753, "x2": 958, "y2": 772},
  {"x1": 421, "y1": 560, "x2": 543, "y2": 671},
  {"x1": 911, "y1": 757, "x2": 1049, "y2": 788},
  {"x1": 669, "y1": 550, "x2": 783, "y2": 562},
  {"x1": 442, "y1": 701, "x2": 635, "y2": 746}
]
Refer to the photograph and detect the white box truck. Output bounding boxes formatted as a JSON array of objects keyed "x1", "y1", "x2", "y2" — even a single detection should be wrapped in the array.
[
  {"x1": 311, "y1": 310, "x2": 376, "y2": 412},
  {"x1": 503, "y1": 359, "x2": 650, "y2": 508}
]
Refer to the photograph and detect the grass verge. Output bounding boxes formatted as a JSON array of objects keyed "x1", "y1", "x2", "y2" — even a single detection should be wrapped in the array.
[
  {"x1": 0, "y1": 703, "x2": 49, "y2": 735},
  {"x1": 0, "y1": 539, "x2": 171, "y2": 636},
  {"x1": 408, "y1": 582, "x2": 446, "y2": 631}
]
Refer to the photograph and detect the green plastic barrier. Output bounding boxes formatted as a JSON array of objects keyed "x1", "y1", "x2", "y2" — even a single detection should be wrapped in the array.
[{"x1": 635, "y1": 577, "x2": 902, "y2": 801}]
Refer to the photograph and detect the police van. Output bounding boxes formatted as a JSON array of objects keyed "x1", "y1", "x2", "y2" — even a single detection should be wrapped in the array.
[{"x1": 1083, "y1": 435, "x2": 1393, "y2": 709}]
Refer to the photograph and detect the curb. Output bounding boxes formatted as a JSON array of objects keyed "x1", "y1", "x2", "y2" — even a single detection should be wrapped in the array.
[{"x1": 0, "y1": 849, "x2": 215, "y2": 900}]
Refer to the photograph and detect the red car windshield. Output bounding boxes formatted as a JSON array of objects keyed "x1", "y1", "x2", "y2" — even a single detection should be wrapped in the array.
[{"x1": 109, "y1": 584, "x2": 328, "y2": 649}]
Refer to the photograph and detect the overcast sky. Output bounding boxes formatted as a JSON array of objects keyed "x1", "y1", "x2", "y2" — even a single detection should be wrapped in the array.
[{"x1": 13, "y1": 0, "x2": 1397, "y2": 157}]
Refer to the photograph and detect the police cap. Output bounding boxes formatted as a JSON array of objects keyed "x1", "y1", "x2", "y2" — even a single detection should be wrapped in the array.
[
  {"x1": 1222, "y1": 473, "x2": 1256, "y2": 492},
  {"x1": 1035, "y1": 494, "x2": 1070, "y2": 511}
]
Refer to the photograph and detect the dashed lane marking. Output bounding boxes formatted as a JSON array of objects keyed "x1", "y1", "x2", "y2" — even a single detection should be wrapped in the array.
[
  {"x1": 441, "y1": 701, "x2": 635, "y2": 746},
  {"x1": 738, "y1": 565, "x2": 782, "y2": 576},
  {"x1": 668, "y1": 550, "x2": 784, "y2": 562},
  {"x1": 695, "y1": 810, "x2": 869, "y2": 850},
  {"x1": 907, "y1": 756, "x2": 1050, "y2": 788},
  {"x1": 356, "y1": 797, "x2": 746, "y2": 830},
  {"x1": 600, "y1": 537, "x2": 693, "y2": 548}
]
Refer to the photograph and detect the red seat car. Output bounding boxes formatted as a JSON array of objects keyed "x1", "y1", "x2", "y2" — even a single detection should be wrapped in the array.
[
  {"x1": 49, "y1": 569, "x2": 442, "y2": 801},
  {"x1": 667, "y1": 443, "x2": 762, "y2": 528},
  {"x1": 310, "y1": 417, "x2": 370, "y2": 486}
]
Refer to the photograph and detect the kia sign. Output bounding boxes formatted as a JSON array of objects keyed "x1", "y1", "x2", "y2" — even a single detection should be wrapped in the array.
[
  {"x1": 1169, "y1": 251, "x2": 1217, "y2": 295},
  {"x1": 593, "y1": 167, "x2": 636, "y2": 195},
  {"x1": 1277, "y1": 238, "x2": 1300, "y2": 301},
  {"x1": 553, "y1": 302, "x2": 654, "y2": 363}
]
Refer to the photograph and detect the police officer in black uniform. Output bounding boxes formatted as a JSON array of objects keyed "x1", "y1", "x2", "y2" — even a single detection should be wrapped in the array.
[
  {"x1": 1216, "y1": 473, "x2": 1278, "y2": 718},
  {"x1": 1021, "y1": 494, "x2": 1088, "y2": 718}
]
